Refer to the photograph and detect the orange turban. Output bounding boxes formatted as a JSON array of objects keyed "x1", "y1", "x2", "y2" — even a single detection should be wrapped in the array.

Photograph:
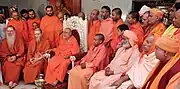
[
  {"x1": 123, "y1": 30, "x2": 138, "y2": 46},
  {"x1": 151, "y1": 8, "x2": 164, "y2": 19},
  {"x1": 155, "y1": 36, "x2": 179, "y2": 53}
]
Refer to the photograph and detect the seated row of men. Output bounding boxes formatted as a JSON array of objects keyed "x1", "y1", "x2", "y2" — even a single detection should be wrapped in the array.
[
  {"x1": 0, "y1": 2, "x2": 180, "y2": 89},
  {"x1": 0, "y1": 22, "x2": 179, "y2": 89}
]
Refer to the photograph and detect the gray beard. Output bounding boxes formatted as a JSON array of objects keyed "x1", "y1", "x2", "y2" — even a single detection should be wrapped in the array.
[{"x1": 6, "y1": 34, "x2": 15, "y2": 48}]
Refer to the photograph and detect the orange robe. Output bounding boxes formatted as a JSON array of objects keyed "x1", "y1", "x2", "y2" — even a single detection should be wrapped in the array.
[
  {"x1": 111, "y1": 19, "x2": 123, "y2": 51},
  {"x1": 45, "y1": 35, "x2": 80, "y2": 83},
  {"x1": 129, "y1": 22, "x2": 144, "y2": 48},
  {"x1": 40, "y1": 15, "x2": 63, "y2": 48},
  {"x1": 23, "y1": 38, "x2": 50, "y2": 84},
  {"x1": 99, "y1": 18, "x2": 114, "y2": 43},
  {"x1": 8, "y1": 19, "x2": 29, "y2": 46},
  {"x1": 144, "y1": 22, "x2": 166, "y2": 39},
  {"x1": 88, "y1": 19, "x2": 101, "y2": 49},
  {"x1": 0, "y1": 37, "x2": 25, "y2": 84},
  {"x1": 141, "y1": 54, "x2": 180, "y2": 89},
  {"x1": 68, "y1": 44, "x2": 108, "y2": 89},
  {"x1": 174, "y1": 28, "x2": 180, "y2": 40},
  {"x1": 27, "y1": 18, "x2": 41, "y2": 41}
]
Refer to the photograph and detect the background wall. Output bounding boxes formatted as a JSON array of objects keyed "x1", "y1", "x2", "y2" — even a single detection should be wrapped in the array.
[
  {"x1": 0, "y1": 0, "x2": 47, "y2": 18},
  {"x1": 0, "y1": 0, "x2": 133, "y2": 20},
  {"x1": 81, "y1": 0, "x2": 132, "y2": 21}
]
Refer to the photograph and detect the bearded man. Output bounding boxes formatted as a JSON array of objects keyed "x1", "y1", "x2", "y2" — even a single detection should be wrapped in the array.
[{"x1": 0, "y1": 26, "x2": 25, "y2": 88}]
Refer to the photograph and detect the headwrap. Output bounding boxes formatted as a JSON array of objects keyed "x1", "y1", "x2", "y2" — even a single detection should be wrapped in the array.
[
  {"x1": 139, "y1": 5, "x2": 151, "y2": 16},
  {"x1": 123, "y1": 30, "x2": 138, "y2": 46},
  {"x1": 155, "y1": 36, "x2": 179, "y2": 53},
  {"x1": 151, "y1": 8, "x2": 164, "y2": 19}
]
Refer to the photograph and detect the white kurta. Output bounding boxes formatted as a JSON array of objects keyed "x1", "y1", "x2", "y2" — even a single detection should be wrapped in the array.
[
  {"x1": 89, "y1": 47, "x2": 140, "y2": 89},
  {"x1": 0, "y1": 23, "x2": 5, "y2": 43},
  {"x1": 118, "y1": 52, "x2": 159, "y2": 89}
]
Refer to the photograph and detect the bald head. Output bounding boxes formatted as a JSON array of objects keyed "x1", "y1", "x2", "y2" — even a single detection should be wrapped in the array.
[
  {"x1": 57, "y1": 12, "x2": 64, "y2": 21},
  {"x1": 173, "y1": 9, "x2": 180, "y2": 28},
  {"x1": 63, "y1": 28, "x2": 72, "y2": 40},
  {"x1": 93, "y1": 33, "x2": 105, "y2": 47},
  {"x1": 92, "y1": 9, "x2": 99, "y2": 15},
  {"x1": 142, "y1": 35, "x2": 155, "y2": 53},
  {"x1": 112, "y1": 8, "x2": 122, "y2": 21},
  {"x1": 90, "y1": 9, "x2": 99, "y2": 20},
  {"x1": 78, "y1": 12, "x2": 85, "y2": 20}
]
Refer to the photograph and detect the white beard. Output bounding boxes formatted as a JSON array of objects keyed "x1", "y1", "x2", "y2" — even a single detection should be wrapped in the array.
[
  {"x1": 6, "y1": 34, "x2": 15, "y2": 48},
  {"x1": 35, "y1": 38, "x2": 41, "y2": 43}
]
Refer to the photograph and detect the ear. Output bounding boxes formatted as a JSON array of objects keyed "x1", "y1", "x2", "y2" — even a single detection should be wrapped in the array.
[
  {"x1": 164, "y1": 51, "x2": 168, "y2": 57},
  {"x1": 100, "y1": 40, "x2": 103, "y2": 44}
]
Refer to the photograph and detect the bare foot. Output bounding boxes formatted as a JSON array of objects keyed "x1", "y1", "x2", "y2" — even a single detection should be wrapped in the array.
[
  {"x1": 52, "y1": 80, "x2": 58, "y2": 86},
  {"x1": 8, "y1": 81, "x2": 13, "y2": 88},
  {"x1": 11, "y1": 83, "x2": 17, "y2": 88}
]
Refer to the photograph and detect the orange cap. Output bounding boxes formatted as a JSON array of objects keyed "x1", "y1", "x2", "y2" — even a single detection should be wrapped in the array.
[{"x1": 151, "y1": 8, "x2": 164, "y2": 19}]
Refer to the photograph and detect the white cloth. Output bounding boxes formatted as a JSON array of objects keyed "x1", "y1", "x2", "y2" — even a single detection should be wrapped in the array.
[
  {"x1": 0, "y1": 24, "x2": 5, "y2": 43},
  {"x1": 89, "y1": 47, "x2": 140, "y2": 89},
  {"x1": 118, "y1": 52, "x2": 159, "y2": 89},
  {"x1": 0, "y1": 63, "x2": 3, "y2": 84},
  {"x1": 139, "y1": 5, "x2": 151, "y2": 16}
]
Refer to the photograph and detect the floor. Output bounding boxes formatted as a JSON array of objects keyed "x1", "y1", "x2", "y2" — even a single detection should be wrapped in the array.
[{"x1": 0, "y1": 81, "x2": 36, "y2": 89}]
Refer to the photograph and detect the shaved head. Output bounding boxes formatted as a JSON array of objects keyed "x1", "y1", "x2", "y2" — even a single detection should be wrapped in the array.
[
  {"x1": 173, "y1": 9, "x2": 180, "y2": 28},
  {"x1": 142, "y1": 35, "x2": 155, "y2": 53},
  {"x1": 90, "y1": 9, "x2": 99, "y2": 20},
  {"x1": 78, "y1": 12, "x2": 85, "y2": 20},
  {"x1": 57, "y1": 12, "x2": 64, "y2": 21},
  {"x1": 63, "y1": 28, "x2": 72, "y2": 40},
  {"x1": 93, "y1": 33, "x2": 105, "y2": 47},
  {"x1": 95, "y1": 34, "x2": 105, "y2": 42},
  {"x1": 92, "y1": 9, "x2": 99, "y2": 15}
]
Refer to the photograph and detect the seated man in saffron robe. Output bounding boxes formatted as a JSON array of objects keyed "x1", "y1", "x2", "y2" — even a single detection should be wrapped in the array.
[
  {"x1": 141, "y1": 36, "x2": 180, "y2": 89},
  {"x1": 110, "y1": 34, "x2": 159, "y2": 89},
  {"x1": 68, "y1": 33, "x2": 108, "y2": 89},
  {"x1": 0, "y1": 26, "x2": 25, "y2": 88},
  {"x1": 45, "y1": 28, "x2": 80, "y2": 86},
  {"x1": 23, "y1": 28, "x2": 50, "y2": 84},
  {"x1": 89, "y1": 30, "x2": 140, "y2": 89},
  {"x1": 144, "y1": 8, "x2": 166, "y2": 39}
]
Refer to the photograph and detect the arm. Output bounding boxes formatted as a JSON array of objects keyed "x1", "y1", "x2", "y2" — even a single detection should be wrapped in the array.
[
  {"x1": 104, "y1": 20, "x2": 114, "y2": 43},
  {"x1": 0, "y1": 40, "x2": 10, "y2": 59},
  {"x1": 87, "y1": 47, "x2": 107, "y2": 68},
  {"x1": 17, "y1": 38, "x2": 25, "y2": 57},
  {"x1": 71, "y1": 38, "x2": 80, "y2": 55},
  {"x1": 22, "y1": 21, "x2": 29, "y2": 42},
  {"x1": 113, "y1": 48, "x2": 139, "y2": 75}
]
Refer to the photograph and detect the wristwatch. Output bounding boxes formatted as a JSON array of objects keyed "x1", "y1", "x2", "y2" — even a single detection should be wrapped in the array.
[{"x1": 15, "y1": 55, "x2": 20, "y2": 60}]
